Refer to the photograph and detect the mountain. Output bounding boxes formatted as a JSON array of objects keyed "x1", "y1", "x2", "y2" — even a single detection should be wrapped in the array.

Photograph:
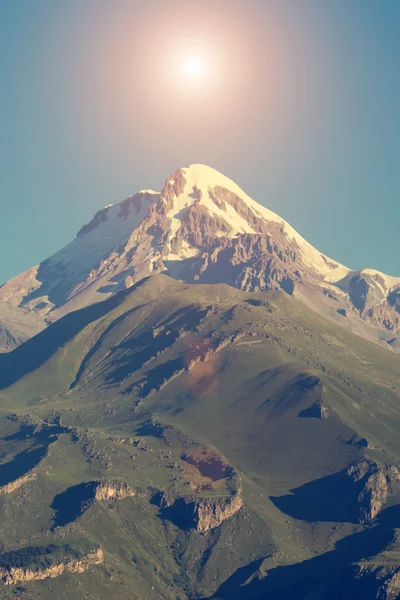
[
  {"x1": 0, "y1": 274, "x2": 399, "y2": 598},
  {"x1": 1, "y1": 164, "x2": 399, "y2": 351},
  {"x1": 0, "y1": 166, "x2": 399, "y2": 599},
  {"x1": 0, "y1": 303, "x2": 44, "y2": 353}
]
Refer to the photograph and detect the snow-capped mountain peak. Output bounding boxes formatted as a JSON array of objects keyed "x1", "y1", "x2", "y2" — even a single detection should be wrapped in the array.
[
  {"x1": 160, "y1": 164, "x2": 350, "y2": 283},
  {"x1": 0, "y1": 164, "x2": 399, "y2": 347}
]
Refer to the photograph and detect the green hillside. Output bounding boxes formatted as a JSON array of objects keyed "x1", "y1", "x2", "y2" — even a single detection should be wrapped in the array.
[{"x1": 0, "y1": 275, "x2": 399, "y2": 599}]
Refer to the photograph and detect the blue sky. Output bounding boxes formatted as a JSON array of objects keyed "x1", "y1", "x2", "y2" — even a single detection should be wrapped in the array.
[{"x1": 0, "y1": 0, "x2": 399, "y2": 283}]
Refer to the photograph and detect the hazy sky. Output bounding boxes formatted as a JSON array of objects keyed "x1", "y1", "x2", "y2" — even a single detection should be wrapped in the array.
[{"x1": 1, "y1": 0, "x2": 399, "y2": 283}]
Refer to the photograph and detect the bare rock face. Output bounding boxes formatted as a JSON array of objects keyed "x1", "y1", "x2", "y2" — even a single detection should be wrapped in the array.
[
  {"x1": 77, "y1": 206, "x2": 112, "y2": 238},
  {"x1": 367, "y1": 301, "x2": 400, "y2": 333},
  {"x1": 349, "y1": 531, "x2": 400, "y2": 599},
  {"x1": 383, "y1": 571, "x2": 400, "y2": 600},
  {"x1": 194, "y1": 489, "x2": 243, "y2": 533},
  {"x1": 0, "y1": 472, "x2": 37, "y2": 496},
  {"x1": 388, "y1": 289, "x2": 400, "y2": 314},
  {"x1": 161, "y1": 169, "x2": 187, "y2": 209},
  {"x1": 358, "y1": 470, "x2": 389, "y2": 523},
  {"x1": 0, "y1": 302, "x2": 44, "y2": 352},
  {"x1": 199, "y1": 232, "x2": 299, "y2": 294},
  {"x1": 298, "y1": 402, "x2": 329, "y2": 420},
  {"x1": 0, "y1": 548, "x2": 104, "y2": 586},
  {"x1": 334, "y1": 529, "x2": 400, "y2": 598},
  {"x1": 349, "y1": 564, "x2": 400, "y2": 600},
  {"x1": 336, "y1": 272, "x2": 400, "y2": 337},
  {"x1": 347, "y1": 273, "x2": 386, "y2": 312},
  {"x1": 158, "y1": 485, "x2": 243, "y2": 533},
  {"x1": 177, "y1": 203, "x2": 233, "y2": 249},
  {"x1": 156, "y1": 443, "x2": 243, "y2": 533},
  {"x1": 347, "y1": 459, "x2": 400, "y2": 523},
  {"x1": 95, "y1": 481, "x2": 135, "y2": 501}
]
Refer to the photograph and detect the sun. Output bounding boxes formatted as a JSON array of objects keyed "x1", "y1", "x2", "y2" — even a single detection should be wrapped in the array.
[
  {"x1": 183, "y1": 56, "x2": 206, "y2": 80},
  {"x1": 162, "y1": 39, "x2": 223, "y2": 100}
]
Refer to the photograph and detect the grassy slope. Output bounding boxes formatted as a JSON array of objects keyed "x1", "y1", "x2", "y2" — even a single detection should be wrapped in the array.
[{"x1": 0, "y1": 275, "x2": 399, "y2": 598}]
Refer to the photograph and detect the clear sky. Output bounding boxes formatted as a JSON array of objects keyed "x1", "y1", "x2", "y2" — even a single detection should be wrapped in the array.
[{"x1": 0, "y1": 0, "x2": 399, "y2": 283}]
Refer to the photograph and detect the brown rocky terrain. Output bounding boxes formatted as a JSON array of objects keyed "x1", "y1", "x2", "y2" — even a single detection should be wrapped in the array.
[
  {"x1": 94, "y1": 481, "x2": 136, "y2": 501},
  {"x1": 194, "y1": 489, "x2": 243, "y2": 532},
  {"x1": 347, "y1": 459, "x2": 400, "y2": 523},
  {"x1": 0, "y1": 472, "x2": 37, "y2": 496}
]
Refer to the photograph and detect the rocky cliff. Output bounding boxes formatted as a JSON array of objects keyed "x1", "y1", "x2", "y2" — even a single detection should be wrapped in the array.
[
  {"x1": 95, "y1": 481, "x2": 136, "y2": 501},
  {"x1": 351, "y1": 564, "x2": 400, "y2": 600},
  {"x1": 158, "y1": 485, "x2": 243, "y2": 533},
  {"x1": 0, "y1": 548, "x2": 104, "y2": 586},
  {"x1": 0, "y1": 472, "x2": 37, "y2": 496},
  {"x1": 347, "y1": 459, "x2": 400, "y2": 523},
  {"x1": 194, "y1": 489, "x2": 243, "y2": 532}
]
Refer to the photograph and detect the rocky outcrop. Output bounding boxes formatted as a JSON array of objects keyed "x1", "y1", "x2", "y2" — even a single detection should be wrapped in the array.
[
  {"x1": 95, "y1": 481, "x2": 135, "y2": 501},
  {"x1": 161, "y1": 169, "x2": 187, "y2": 209},
  {"x1": 77, "y1": 206, "x2": 111, "y2": 238},
  {"x1": 367, "y1": 302, "x2": 400, "y2": 333},
  {"x1": 298, "y1": 402, "x2": 329, "y2": 420},
  {"x1": 156, "y1": 444, "x2": 243, "y2": 532},
  {"x1": 388, "y1": 289, "x2": 400, "y2": 314},
  {"x1": 351, "y1": 564, "x2": 400, "y2": 600},
  {"x1": 158, "y1": 486, "x2": 243, "y2": 533},
  {"x1": 347, "y1": 273, "x2": 386, "y2": 312},
  {"x1": 195, "y1": 490, "x2": 243, "y2": 532},
  {"x1": 0, "y1": 472, "x2": 37, "y2": 495},
  {"x1": 349, "y1": 531, "x2": 400, "y2": 599},
  {"x1": 0, "y1": 548, "x2": 104, "y2": 586},
  {"x1": 347, "y1": 459, "x2": 400, "y2": 523},
  {"x1": 184, "y1": 230, "x2": 301, "y2": 295}
]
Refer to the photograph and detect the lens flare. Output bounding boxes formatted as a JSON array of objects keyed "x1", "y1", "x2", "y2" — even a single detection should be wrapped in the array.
[
  {"x1": 183, "y1": 56, "x2": 206, "y2": 79},
  {"x1": 162, "y1": 35, "x2": 223, "y2": 102}
]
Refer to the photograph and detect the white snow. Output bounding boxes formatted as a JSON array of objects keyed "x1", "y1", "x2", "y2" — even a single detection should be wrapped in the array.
[
  {"x1": 171, "y1": 164, "x2": 351, "y2": 283},
  {"x1": 47, "y1": 191, "x2": 159, "y2": 279},
  {"x1": 181, "y1": 165, "x2": 257, "y2": 236},
  {"x1": 36, "y1": 163, "x2": 400, "y2": 299},
  {"x1": 137, "y1": 189, "x2": 159, "y2": 196},
  {"x1": 336, "y1": 267, "x2": 400, "y2": 296},
  {"x1": 166, "y1": 240, "x2": 199, "y2": 262},
  {"x1": 360, "y1": 269, "x2": 400, "y2": 291}
]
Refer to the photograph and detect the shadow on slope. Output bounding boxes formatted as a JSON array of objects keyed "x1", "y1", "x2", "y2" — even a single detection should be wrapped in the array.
[
  {"x1": 51, "y1": 481, "x2": 98, "y2": 529},
  {"x1": 0, "y1": 424, "x2": 65, "y2": 486},
  {"x1": 103, "y1": 305, "x2": 208, "y2": 387},
  {"x1": 270, "y1": 468, "x2": 362, "y2": 523},
  {"x1": 69, "y1": 304, "x2": 144, "y2": 389},
  {"x1": 204, "y1": 504, "x2": 400, "y2": 600},
  {"x1": 156, "y1": 497, "x2": 197, "y2": 531},
  {"x1": 134, "y1": 357, "x2": 185, "y2": 398},
  {"x1": 0, "y1": 446, "x2": 48, "y2": 487},
  {"x1": 0, "y1": 286, "x2": 136, "y2": 390}
]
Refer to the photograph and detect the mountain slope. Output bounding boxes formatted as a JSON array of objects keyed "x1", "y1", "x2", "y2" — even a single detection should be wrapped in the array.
[
  {"x1": 0, "y1": 189, "x2": 159, "y2": 319},
  {"x1": 0, "y1": 274, "x2": 399, "y2": 598},
  {"x1": 1, "y1": 164, "x2": 399, "y2": 350},
  {"x1": 0, "y1": 303, "x2": 44, "y2": 353}
]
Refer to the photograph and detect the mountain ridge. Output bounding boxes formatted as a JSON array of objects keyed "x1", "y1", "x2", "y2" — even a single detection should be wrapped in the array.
[
  {"x1": 0, "y1": 163, "x2": 399, "y2": 351},
  {"x1": 0, "y1": 272, "x2": 399, "y2": 598}
]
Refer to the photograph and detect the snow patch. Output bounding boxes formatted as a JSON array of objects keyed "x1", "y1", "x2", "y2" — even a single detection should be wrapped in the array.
[
  {"x1": 166, "y1": 240, "x2": 199, "y2": 262},
  {"x1": 360, "y1": 269, "x2": 400, "y2": 292},
  {"x1": 179, "y1": 164, "x2": 351, "y2": 283},
  {"x1": 48, "y1": 192, "x2": 158, "y2": 279}
]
